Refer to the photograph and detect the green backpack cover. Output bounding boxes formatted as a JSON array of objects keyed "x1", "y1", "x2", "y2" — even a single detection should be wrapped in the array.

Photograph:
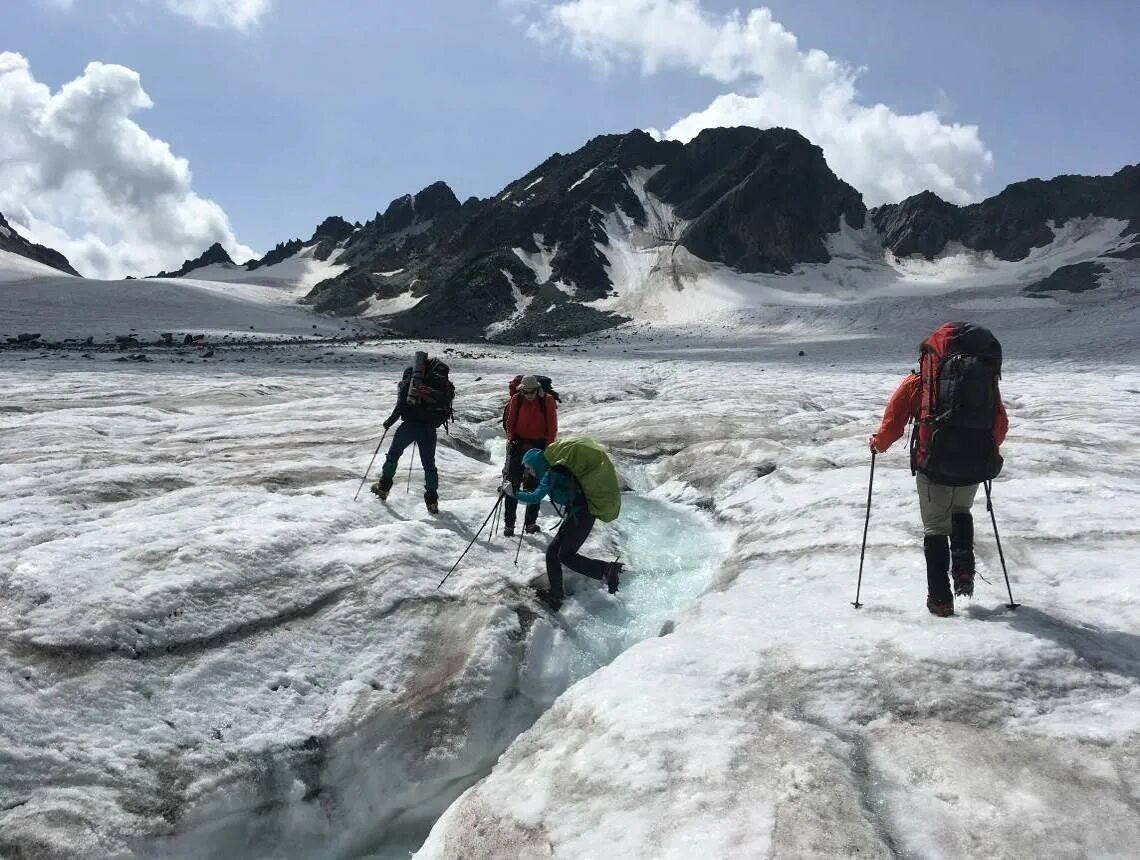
[{"x1": 543, "y1": 438, "x2": 621, "y2": 522}]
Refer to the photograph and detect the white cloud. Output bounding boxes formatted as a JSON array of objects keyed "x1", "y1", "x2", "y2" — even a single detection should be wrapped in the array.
[
  {"x1": 0, "y1": 52, "x2": 255, "y2": 279},
  {"x1": 42, "y1": 0, "x2": 271, "y2": 31},
  {"x1": 163, "y1": 0, "x2": 271, "y2": 31},
  {"x1": 520, "y1": 0, "x2": 993, "y2": 205}
]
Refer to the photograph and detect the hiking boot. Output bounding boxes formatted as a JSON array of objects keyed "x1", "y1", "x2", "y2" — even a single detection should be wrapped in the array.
[
  {"x1": 503, "y1": 525, "x2": 515, "y2": 537},
  {"x1": 370, "y1": 477, "x2": 393, "y2": 500},
  {"x1": 952, "y1": 568, "x2": 975, "y2": 597},
  {"x1": 605, "y1": 561, "x2": 622, "y2": 595},
  {"x1": 424, "y1": 490, "x2": 439, "y2": 515},
  {"x1": 926, "y1": 596, "x2": 954, "y2": 617},
  {"x1": 535, "y1": 588, "x2": 562, "y2": 612},
  {"x1": 523, "y1": 523, "x2": 541, "y2": 534}
]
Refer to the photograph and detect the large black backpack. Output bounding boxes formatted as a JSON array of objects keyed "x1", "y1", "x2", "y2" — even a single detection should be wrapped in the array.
[
  {"x1": 402, "y1": 357, "x2": 454, "y2": 428},
  {"x1": 911, "y1": 322, "x2": 1003, "y2": 486}
]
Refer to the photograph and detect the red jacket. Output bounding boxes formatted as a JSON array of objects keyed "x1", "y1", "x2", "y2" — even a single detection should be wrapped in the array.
[
  {"x1": 873, "y1": 372, "x2": 1008, "y2": 453},
  {"x1": 505, "y1": 393, "x2": 557, "y2": 444}
]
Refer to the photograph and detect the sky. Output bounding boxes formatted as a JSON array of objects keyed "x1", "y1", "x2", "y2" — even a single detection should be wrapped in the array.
[{"x1": 2, "y1": 0, "x2": 1138, "y2": 279}]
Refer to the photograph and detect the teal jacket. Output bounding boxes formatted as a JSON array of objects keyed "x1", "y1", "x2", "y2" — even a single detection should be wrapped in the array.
[{"x1": 514, "y1": 447, "x2": 587, "y2": 516}]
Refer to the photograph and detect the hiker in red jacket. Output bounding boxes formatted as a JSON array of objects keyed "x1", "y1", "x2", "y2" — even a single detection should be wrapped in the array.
[
  {"x1": 870, "y1": 322, "x2": 1009, "y2": 617},
  {"x1": 502, "y1": 375, "x2": 558, "y2": 536}
]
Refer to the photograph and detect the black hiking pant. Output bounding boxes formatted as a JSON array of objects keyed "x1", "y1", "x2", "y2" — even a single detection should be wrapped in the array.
[
  {"x1": 504, "y1": 438, "x2": 546, "y2": 528},
  {"x1": 546, "y1": 511, "x2": 608, "y2": 599}
]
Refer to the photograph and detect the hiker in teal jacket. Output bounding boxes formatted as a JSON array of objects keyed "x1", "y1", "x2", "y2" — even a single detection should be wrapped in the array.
[{"x1": 503, "y1": 439, "x2": 622, "y2": 612}]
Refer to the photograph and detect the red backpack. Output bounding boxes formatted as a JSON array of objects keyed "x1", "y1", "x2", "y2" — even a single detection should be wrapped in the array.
[{"x1": 910, "y1": 322, "x2": 1003, "y2": 486}]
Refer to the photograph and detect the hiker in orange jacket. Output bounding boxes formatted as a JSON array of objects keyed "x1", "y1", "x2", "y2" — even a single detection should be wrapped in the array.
[
  {"x1": 502, "y1": 375, "x2": 558, "y2": 536},
  {"x1": 870, "y1": 322, "x2": 1009, "y2": 617}
]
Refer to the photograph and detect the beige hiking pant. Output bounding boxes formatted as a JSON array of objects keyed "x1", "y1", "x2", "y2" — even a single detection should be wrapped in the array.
[{"x1": 916, "y1": 473, "x2": 979, "y2": 536}]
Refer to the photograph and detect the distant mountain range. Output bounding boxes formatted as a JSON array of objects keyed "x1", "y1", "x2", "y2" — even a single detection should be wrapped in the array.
[{"x1": 4, "y1": 127, "x2": 1137, "y2": 342}]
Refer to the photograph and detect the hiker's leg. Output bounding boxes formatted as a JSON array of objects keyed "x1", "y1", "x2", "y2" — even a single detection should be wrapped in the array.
[
  {"x1": 417, "y1": 424, "x2": 439, "y2": 494},
  {"x1": 916, "y1": 473, "x2": 954, "y2": 537},
  {"x1": 556, "y1": 513, "x2": 609, "y2": 581},
  {"x1": 503, "y1": 442, "x2": 525, "y2": 528},
  {"x1": 916, "y1": 474, "x2": 953, "y2": 608},
  {"x1": 924, "y1": 534, "x2": 953, "y2": 607},
  {"x1": 380, "y1": 423, "x2": 414, "y2": 482},
  {"x1": 949, "y1": 483, "x2": 979, "y2": 595},
  {"x1": 545, "y1": 524, "x2": 569, "y2": 601}
]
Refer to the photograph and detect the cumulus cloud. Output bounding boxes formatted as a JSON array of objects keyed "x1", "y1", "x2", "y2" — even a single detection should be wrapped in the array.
[
  {"x1": 163, "y1": 0, "x2": 271, "y2": 31},
  {"x1": 520, "y1": 0, "x2": 993, "y2": 205},
  {"x1": 43, "y1": 0, "x2": 271, "y2": 31},
  {"x1": 0, "y1": 52, "x2": 255, "y2": 279}
]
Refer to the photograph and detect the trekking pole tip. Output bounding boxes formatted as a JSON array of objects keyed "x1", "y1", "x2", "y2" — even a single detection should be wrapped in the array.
[
  {"x1": 1006, "y1": 602, "x2": 1021, "y2": 611},
  {"x1": 851, "y1": 601, "x2": 863, "y2": 609}
]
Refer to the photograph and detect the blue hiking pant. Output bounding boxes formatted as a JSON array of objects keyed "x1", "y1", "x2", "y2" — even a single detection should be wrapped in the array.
[{"x1": 380, "y1": 421, "x2": 438, "y2": 492}]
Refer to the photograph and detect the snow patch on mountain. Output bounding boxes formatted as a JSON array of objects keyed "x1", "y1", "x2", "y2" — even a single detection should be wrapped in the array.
[
  {"x1": 363, "y1": 291, "x2": 422, "y2": 317},
  {"x1": 180, "y1": 244, "x2": 349, "y2": 297},
  {"x1": 568, "y1": 166, "x2": 597, "y2": 191},
  {"x1": 0, "y1": 249, "x2": 79, "y2": 282},
  {"x1": 512, "y1": 236, "x2": 557, "y2": 285},
  {"x1": 485, "y1": 270, "x2": 533, "y2": 338}
]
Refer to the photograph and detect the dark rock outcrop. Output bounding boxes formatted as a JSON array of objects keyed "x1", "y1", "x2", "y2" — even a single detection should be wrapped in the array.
[
  {"x1": 151, "y1": 243, "x2": 235, "y2": 278},
  {"x1": 656, "y1": 127, "x2": 865, "y2": 272},
  {"x1": 0, "y1": 211, "x2": 81, "y2": 276},
  {"x1": 309, "y1": 216, "x2": 356, "y2": 261},
  {"x1": 246, "y1": 239, "x2": 304, "y2": 270},
  {"x1": 874, "y1": 164, "x2": 1140, "y2": 261},
  {"x1": 1024, "y1": 262, "x2": 1108, "y2": 294}
]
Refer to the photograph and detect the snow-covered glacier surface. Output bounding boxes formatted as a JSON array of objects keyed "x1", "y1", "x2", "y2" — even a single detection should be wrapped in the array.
[{"x1": 3, "y1": 286, "x2": 1140, "y2": 859}]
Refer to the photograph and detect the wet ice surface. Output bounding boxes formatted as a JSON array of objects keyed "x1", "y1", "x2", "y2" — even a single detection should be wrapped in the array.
[{"x1": 2, "y1": 292, "x2": 1140, "y2": 859}]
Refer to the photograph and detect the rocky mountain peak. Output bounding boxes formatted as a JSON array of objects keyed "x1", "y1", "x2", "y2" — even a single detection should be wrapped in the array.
[
  {"x1": 0, "y1": 211, "x2": 81, "y2": 277},
  {"x1": 151, "y1": 242, "x2": 235, "y2": 279}
]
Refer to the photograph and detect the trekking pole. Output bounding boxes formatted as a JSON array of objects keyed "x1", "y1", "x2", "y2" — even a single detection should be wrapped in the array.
[
  {"x1": 488, "y1": 496, "x2": 501, "y2": 546},
  {"x1": 984, "y1": 480, "x2": 1020, "y2": 610},
  {"x1": 406, "y1": 443, "x2": 416, "y2": 493},
  {"x1": 353, "y1": 427, "x2": 390, "y2": 501},
  {"x1": 513, "y1": 528, "x2": 525, "y2": 565},
  {"x1": 852, "y1": 451, "x2": 875, "y2": 609},
  {"x1": 438, "y1": 492, "x2": 505, "y2": 588}
]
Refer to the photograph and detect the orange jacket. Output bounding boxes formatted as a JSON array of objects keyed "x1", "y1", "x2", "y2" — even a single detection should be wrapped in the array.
[
  {"x1": 872, "y1": 372, "x2": 1008, "y2": 453},
  {"x1": 505, "y1": 393, "x2": 557, "y2": 444}
]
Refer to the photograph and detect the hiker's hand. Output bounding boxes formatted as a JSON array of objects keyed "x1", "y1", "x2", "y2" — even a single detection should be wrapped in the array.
[
  {"x1": 499, "y1": 481, "x2": 515, "y2": 498},
  {"x1": 383, "y1": 418, "x2": 394, "y2": 430},
  {"x1": 868, "y1": 435, "x2": 880, "y2": 454}
]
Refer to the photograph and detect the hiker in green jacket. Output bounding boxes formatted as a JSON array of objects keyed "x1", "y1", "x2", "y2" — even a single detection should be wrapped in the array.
[{"x1": 502, "y1": 438, "x2": 622, "y2": 612}]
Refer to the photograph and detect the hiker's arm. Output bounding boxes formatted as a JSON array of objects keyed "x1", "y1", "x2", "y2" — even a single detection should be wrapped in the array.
[
  {"x1": 513, "y1": 471, "x2": 551, "y2": 505},
  {"x1": 504, "y1": 394, "x2": 519, "y2": 443},
  {"x1": 544, "y1": 395, "x2": 558, "y2": 444},
  {"x1": 383, "y1": 381, "x2": 406, "y2": 429},
  {"x1": 871, "y1": 373, "x2": 920, "y2": 453}
]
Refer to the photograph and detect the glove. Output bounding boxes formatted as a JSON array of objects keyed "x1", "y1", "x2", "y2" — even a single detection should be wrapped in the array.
[
  {"x1": 499, "y1": 480, "x2": 515, "y2": 498},
  {"x1": 868, "y1": 435, "x2": 879, "y2": 454},
  {"x1": 383, "y1": 418, "x2": 395, "y2": 430}
]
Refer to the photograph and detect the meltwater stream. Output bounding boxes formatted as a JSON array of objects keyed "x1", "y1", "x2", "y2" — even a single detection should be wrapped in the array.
[{"x1": 365, "y1": 493, "x2": 724, "y2": 860}]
